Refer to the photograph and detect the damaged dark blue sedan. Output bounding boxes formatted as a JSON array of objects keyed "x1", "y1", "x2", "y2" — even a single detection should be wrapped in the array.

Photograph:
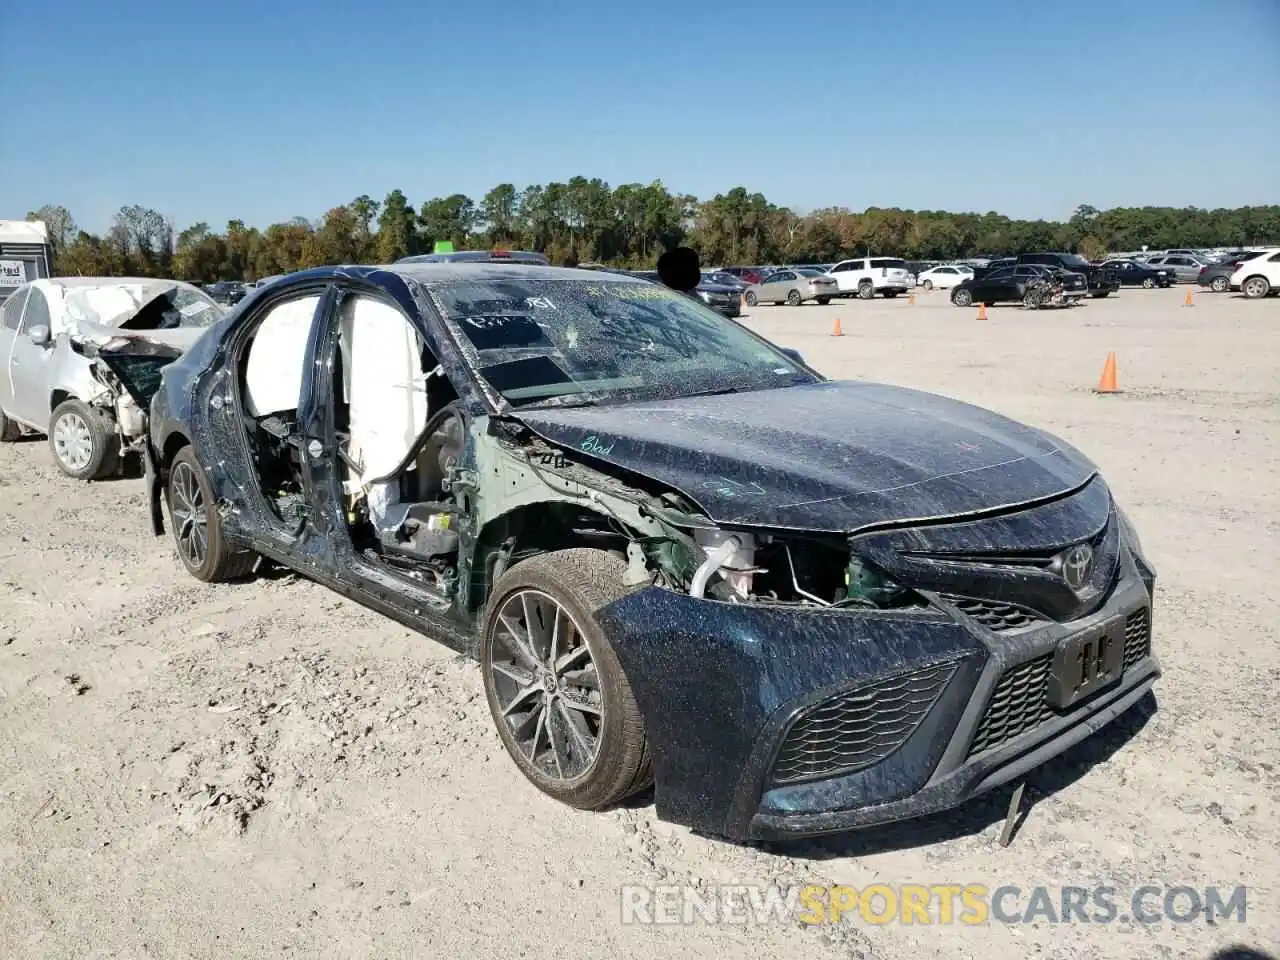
[{"x1": 109, "y1": 260, "x2": 1160, "y2": 842}]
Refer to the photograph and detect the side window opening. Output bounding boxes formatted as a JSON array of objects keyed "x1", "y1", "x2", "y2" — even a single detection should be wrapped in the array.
[{"x1": 239, "y1": 293, "x2": 322, "y2": 523}]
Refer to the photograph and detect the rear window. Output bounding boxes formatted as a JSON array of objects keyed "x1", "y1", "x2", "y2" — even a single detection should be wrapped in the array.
[{"x1": 870, "y1": 259, "x2": 907, "y2": 270}]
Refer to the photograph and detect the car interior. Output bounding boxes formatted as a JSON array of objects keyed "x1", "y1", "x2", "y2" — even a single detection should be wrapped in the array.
[{"x1": 238, "y1": 292, "x2": 462, "y2": 588}]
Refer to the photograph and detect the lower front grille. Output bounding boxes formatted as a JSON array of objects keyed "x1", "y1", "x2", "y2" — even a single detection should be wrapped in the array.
[
  {"x1": 966, "y1": 606, "x2": 1152, "y2": 759},
  {"x1": 1124, "y1": 607, "x2": 1151, "y2": 667},
  {"x1": 771, "y1": 662, "x2": 957, "y2": 786},
  {"x1": 966, "y1": 654, "x2": 1055, "y2": 758}
]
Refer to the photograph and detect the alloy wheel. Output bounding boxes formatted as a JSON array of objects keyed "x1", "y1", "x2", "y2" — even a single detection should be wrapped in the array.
[
  {"x1": 52, "y1": 411, "x2": 93, "y2": 472},
  {"x1": 487, "y1": 588, "x2": 603, "y2": 782},
  {"x1": 169, "y1": 461, "x2": 209, "y2": 569},
  {"x1": 1243, "y1": 277, "x2": 1270, "y2": 299}
]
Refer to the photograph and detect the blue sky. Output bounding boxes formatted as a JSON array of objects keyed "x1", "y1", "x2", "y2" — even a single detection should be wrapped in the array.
[{"x1": 2, "y1": 0, "x2": 1277, "y2": 233}]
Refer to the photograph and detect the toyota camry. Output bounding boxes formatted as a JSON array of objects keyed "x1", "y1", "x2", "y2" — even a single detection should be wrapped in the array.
[{"x1": 121, "y1": 259, "x2": 1160, "y2": 842}]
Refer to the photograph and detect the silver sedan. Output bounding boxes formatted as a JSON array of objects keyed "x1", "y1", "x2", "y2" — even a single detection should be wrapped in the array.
[{"x1": 743, "y1": 268, "x2": 839, "y2": 306}]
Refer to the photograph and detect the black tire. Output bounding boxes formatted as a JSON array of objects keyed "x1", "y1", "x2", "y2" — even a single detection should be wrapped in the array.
[
  {"x1": 951, "y1": 288, "x2": 973, "y2": 307},
  {"x1": 1210, "y1": 276, "x2": 1229, "y2": 293},
  {"x1": 743, "y1": 291, "x2": 757, "y2": 307},
  {"x1": 858, "y1": 282, "x2": 874, "y2": 300},
  {"x1": 1242, "y1": 275, "x2": 1271, "y2": 299},
  {"x1": 481, "y1": 548, "x2": 652, "y2": 811},
  {"x1": 0, "y1": 407, "x2": 21, "y2": 442},
  {"x1": 922, "y1": 280, "x2": 934, "y2": 291},
  {"x1": 786, "y1": 290, "x2": 802, "y2": 306},
  {"x1": 883, "y1": 291, "x2": 899, "y2": 299},
  {"x1": 816, "y1": 297, "x2": 831, "y2": 305},
  {"x1": 165, "y1": 446, "x2": 258, "y2": 582},
  {"x1": 48, "y1": 398, "x2": 119, "y2": 480},
  {"x1": 1023, "y1": 290, "x2": 1043, "y2": 310},
  {"x1": 1142, "y1": 277, "x2": 1155, "y2": 289}
]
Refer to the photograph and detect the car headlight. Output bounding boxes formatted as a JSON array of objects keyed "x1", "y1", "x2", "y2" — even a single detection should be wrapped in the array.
[{"x1": 698, "y1": 291, "x2": 712, "y2": 303}]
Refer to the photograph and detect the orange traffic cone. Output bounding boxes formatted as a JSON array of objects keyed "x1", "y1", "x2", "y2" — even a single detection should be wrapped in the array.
[
  {"x1": 831, "y1": 317, "x2": 844, "y2": 337},
  {"x1": 1183, "y1": 288, "x2": 1194, "y2": 307},
  {"x1": 977, "y1": 302, "x2": 987, "y2": 320},
  {"x1": 1095, "y1": 352, "x2": 1121, "y2": 394}
]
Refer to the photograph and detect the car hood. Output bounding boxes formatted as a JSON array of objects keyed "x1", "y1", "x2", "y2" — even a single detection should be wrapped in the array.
[
  {"x1": 516, "y1": 380, "x2": 1097, "y2": 532},
  {"x1": 79, "y1": 323, "x2": 208, "y2": 409}
]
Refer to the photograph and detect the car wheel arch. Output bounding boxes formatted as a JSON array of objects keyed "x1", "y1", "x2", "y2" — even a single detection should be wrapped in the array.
[
  {"x1": 469, "y1": 501, "x2": 635, "y2": 615},
  {"x1": 49, "y1": 388, "x2": 73, "y2": 414}
]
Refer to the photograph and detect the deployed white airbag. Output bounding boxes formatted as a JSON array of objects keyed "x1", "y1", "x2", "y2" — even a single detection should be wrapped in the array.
[
  {"x1": 339, "y1": 297, "x2": 429, "y2": 487},
  {"x1": 244, "y1": 295, "x2": 321, "y2": 418}
]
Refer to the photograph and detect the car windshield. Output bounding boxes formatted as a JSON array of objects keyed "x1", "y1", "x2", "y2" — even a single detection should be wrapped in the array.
[
  {"x1": 1058, "y1": 254, "x2": 1092, "y2": 268},
  {"x1": 163, "y1": 286, "x2": 224, "y2": 328},
  {"x1": 794, "y1": 269, "x2": 825, "y2": 277},
  {"x1": 424, "y1": 277, "x2": 817, "y2": 408}
]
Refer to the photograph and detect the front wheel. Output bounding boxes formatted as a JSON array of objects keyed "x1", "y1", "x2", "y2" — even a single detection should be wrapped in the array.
[
  {"x1": 922, "y1": 280, "x2": 934, "y2": 291},
  {"x1": 1142, "y1": 277, "x2": 1155, "y2": 289},
  {"x1": 166, "y1": 446, "x2": 257, "y2": 582},
  {"x1": 786, "y1": 290, "x2": 802, "y2": 306},
  {"x1": 49, "y1": 398, "x2": 118, "y2": 480},
  {"x1": 743, "y1": 291, "x2": 757, "y2": 307},
  {"x1": 1242, "y1": 276, "x2": 1271, "y2": 299},
  {"x1": 481, "y1": 549, "x2": 652, "y2": 810},
  {"x1": 1210, "y1": 276, "x2": 1229, "y2": 293},
  {"x1": 951, "y1": 288, "x2": 973, "y2": 307}
]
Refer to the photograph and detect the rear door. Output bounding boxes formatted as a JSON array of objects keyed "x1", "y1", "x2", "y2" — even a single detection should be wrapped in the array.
[
  {"x1": 8, "y1": 288, "x2": 55, "y2": 425},
  {"x1": 764, "y1": 271, "x2": 794, "y2": 300},
  {"x1": 980, "y1": 267, "x2": 1019, "y2": 301},
  {"x1": 0, "y1": 287, "x2": 30, "y2": 415}
]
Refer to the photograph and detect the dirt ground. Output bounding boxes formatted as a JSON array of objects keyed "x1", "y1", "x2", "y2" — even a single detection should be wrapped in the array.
[{"x1": 1, "y1": 286, "x2": 1277, "y2": 960}]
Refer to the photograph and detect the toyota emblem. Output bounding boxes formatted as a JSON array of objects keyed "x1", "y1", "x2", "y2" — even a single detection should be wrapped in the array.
[{"x1": 1059, "y1": 543, "x2": 1094, "y2": 591}]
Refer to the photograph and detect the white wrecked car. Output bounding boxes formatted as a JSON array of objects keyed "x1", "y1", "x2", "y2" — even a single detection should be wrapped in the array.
[{"x1": 0, "y1": 277, "x2": 224, "y2": 479}]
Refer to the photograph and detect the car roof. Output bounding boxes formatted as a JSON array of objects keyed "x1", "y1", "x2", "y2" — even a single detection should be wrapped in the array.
[{"x1": 270, "y1": 262, "x2": 650, "y2": 289}]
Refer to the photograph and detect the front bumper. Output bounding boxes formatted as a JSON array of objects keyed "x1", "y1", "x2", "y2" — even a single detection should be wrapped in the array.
[{"x1": 596, "y1": 557, "x2": 1158, "y2": 843}]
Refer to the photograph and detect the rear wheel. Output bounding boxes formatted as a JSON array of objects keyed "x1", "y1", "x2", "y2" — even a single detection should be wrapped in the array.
[
  {"x1": 49, "y1": 399, "x2": 118, "y2": 480},
  {"x1": 883, "y1": 291, "x2": 899, "y2": 299},
  {"x1": 951, "y1": 288, "x2": 973, "y2": 307},
  {"x1": 743, "y1": 291, "x2": 757, "y2": 306},
  {"x1": 816, "y1": 296, "x2": 831, "y2": 305},
  {"x1": 858, "y1": 281, "x2": 874, "y2": 300},
  {"x1": 1210, "y1": 276, "x2": 1229, "y2": 293},
  {"x1": 481, "y1": 549, "x2": 652, "y2": 810},
  {"x1": 1142, "y1": 277, "x2": 1155, "y2": 289},
  {"x1": 166, "y1": 446, "x2": 258, "y2": 582},
  {"x1": 1242, "y1": 275, "x2": 1271, "y2": 299},
  {"x1": 0, "y1": 408, "x2": 20, "y2": 442},
  {"x1": 922, "y1": 279, "x2": 934, "y2": 291},
  {"x1": 786, "y1": 289, "x2": 802, "y2": 306}
]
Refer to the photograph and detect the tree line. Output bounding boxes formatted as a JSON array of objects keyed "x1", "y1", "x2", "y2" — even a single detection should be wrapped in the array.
[{"x1": 25, "y1": 185, "x2": 1280, "y2": 284}]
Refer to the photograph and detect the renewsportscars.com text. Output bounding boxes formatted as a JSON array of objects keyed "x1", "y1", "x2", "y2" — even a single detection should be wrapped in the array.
[{"x1": 620, "y1": 883, "x2": 1248, "y2": 926}]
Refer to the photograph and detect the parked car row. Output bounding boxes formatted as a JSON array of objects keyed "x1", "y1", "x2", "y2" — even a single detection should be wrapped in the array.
[{"x1": 0, "y1": 251, "x2": 1162, "y2": 845}]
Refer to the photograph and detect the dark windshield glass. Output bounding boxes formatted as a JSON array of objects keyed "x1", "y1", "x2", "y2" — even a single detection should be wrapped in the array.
[
  {"x1": 1059, "y1": 254, "x2": 1091, "y2": 268},
  {"x1": 424, "y1": 277, "x2": 816, "y2": 407}
]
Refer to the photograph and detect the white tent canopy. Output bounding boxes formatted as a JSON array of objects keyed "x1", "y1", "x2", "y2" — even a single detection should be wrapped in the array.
[{"x1": 0, "y1": 219, "x2": 50, "y2": 243}]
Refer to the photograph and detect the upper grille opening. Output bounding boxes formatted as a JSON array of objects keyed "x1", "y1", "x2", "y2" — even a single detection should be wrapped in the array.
[{"x1": 941, "y1": 595, "x2": 1044, "y2": 632}]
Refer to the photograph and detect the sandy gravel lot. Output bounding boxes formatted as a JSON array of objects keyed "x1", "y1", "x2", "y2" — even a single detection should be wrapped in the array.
[{"x1": 1, "y1": 286, "x2": 1277, "y2": 959}]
